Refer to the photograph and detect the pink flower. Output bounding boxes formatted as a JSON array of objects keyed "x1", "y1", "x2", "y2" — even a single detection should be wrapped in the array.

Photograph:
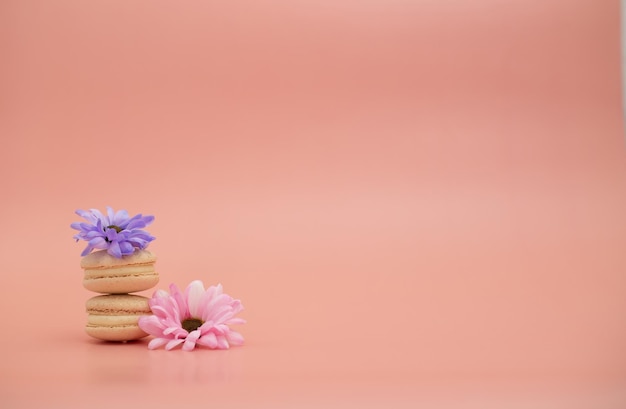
[{"x1": 138, "y1": 280, "x2": 245, "y2": 351}]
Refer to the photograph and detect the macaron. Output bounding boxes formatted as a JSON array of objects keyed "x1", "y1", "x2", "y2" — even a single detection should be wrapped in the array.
[
  {"x1": 85, "y1": 294, "x2": 152, "y2": 341},
  {"x1": 81, "y1": 249, "x2": 158, "y2": 294}
]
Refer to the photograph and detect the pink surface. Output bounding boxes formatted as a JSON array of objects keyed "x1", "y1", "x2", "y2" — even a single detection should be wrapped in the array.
[{"x1": 2, "y1": 0, "x2": 626, "y2": 407}]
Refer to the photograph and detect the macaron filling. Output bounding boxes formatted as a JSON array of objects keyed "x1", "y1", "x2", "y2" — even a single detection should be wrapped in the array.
[{"x1": 182, "y1": 318, "x2": 204, "y2": 332}]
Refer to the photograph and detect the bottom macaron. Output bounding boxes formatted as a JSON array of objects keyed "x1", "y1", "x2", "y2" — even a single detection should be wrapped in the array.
[{"x1": 85, "y1": 294, "x2": 152, "y2": 341}]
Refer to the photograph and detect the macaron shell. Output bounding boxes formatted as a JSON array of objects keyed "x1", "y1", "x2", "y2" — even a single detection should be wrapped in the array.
[
  {"x1": 85, "y1": 324, "x2": 148, "y2": 342},
  {"x1": 85, "y1": 294, "x2": 152, "y2": 342},
  {"x1": 81, "y1": 249, "x2": 157, "y2": 269}
]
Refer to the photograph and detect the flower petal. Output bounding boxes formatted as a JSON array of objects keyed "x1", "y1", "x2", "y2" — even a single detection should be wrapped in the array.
[
  {"x1": 148, "y1": 338, "x2": 170, "y2": 350},
  {"x1": 149, "y1": 305, "x2": 170, "y2": 319},
  {"x1": 198, "y1": 286, "x2": 219, "y2": 321},
  {"x1": 169, "y1": 284, "x2": 188, "y2": 319},
  {"x1": 226, "y1": 330, "x2": 244, "y2": 346},
  {"x1": 183, "y1": 329, "x2": 201, "y2": 351},
  {"x1": 107, "y1": 241, "x2": 122, "y2": 258},
  {"x1": 105, "y1": 228, "x2": 117, "y2": 242},
  {"x1": 186, "y1": 280, "x2": 205, "y2": 318},
  {"x1": 85, "y1": 230, "x2": 104, "y2": 239},
  {"x1": 225, "y1": 318, "x2": 246, "y2": 326},
  {"x1": 197, "y1": 332, "x2": 218, "y2": 349},
  {"x1": 106, "y1": 207, "x2": 115, "y2": 225},
  {"x1": 165, "y1": 339, "x2": 185, "y2": 351},
  {"x1": 113, "y1": 209, "x2": 130, "y2": 227},
  {"x1": 138, "y1": 316, "x2": 167, "y2": 336},
  {"x1": 80, "y1": 244, "x2": 93, "y2": 257},
  {"x1": 88, "y1": 237, "x2": 107, "y2": 248},
  {"x1": 163, "y1": 327, "x2": 179, "y2": 336},
  {"x1": 216, "y1": 335, "x2": 229, "y2": 349},
  {"x1": 119, "y1": 241, "x2": 134, "y2": 256}
]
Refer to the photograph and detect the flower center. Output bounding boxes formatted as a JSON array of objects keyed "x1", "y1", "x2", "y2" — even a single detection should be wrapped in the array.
[
  {"x1": 106, "y1": 225, "x2": 123, "y2": 233},
  {"x1": 181, "y1": 318, "x2": 204, "y2": 332}
]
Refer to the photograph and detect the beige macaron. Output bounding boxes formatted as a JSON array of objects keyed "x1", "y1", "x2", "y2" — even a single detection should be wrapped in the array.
[
  {"x1": 81, "y1": 249, "x2": 158, "y2": 294},
  {"x1": 85, "y1": 294, "x2": 152, "y2": 341}
]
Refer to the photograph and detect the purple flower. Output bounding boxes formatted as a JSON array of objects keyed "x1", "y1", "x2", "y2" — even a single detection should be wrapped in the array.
[{"x1": 71, "y1": 207, "x2": 155, "y2": 258}]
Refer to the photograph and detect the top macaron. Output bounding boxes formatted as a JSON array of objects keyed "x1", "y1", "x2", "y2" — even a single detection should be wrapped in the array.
[{"x1": 81, "y1": 249, "x2": 159, "y2": 294}]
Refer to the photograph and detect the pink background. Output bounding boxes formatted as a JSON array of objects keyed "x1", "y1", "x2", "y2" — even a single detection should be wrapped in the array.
[{"x1": 2, "y1": 0, "x2": 626, "y2": 407}]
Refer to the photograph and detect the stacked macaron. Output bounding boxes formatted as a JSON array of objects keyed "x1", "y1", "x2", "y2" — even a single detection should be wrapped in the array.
[
  {"x1": 82, "y1": 250, "x2": 158, "y2": 341},
  {"x1": 71, "y1": 207, "x2": 158, "y2": 342},
  {"x1": 85, "y1": 294, "x2": 153, "y2": 341}
]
